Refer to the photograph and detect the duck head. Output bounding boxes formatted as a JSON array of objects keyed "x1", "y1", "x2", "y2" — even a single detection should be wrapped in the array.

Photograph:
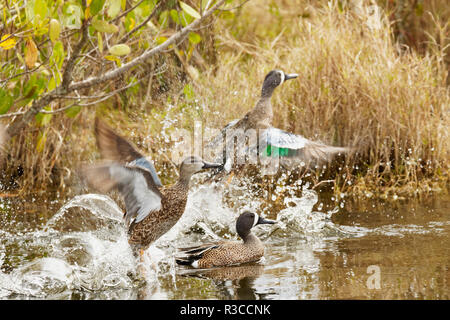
[
  {"x1": 261, "y1": 69, "x2": 298, "y2": 98},
  {"x1": 179, "y1": 156, "x2": 223, "y2": 180},
  {"x1": 236, "y1": 211, "x2": 276, "y2": 240}
]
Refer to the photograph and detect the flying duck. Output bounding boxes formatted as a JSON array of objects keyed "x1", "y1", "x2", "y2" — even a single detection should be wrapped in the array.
[{"x1": 206, "y1": 69, "x2": 351, "y2": 171}]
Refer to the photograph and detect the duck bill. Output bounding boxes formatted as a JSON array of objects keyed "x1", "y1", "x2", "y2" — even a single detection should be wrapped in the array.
[
  {"x1": 202, "y1": 161, "x2": 223, "y2": 170},
  {"x1": 257, "y1": 216, "x2": 277, "y2": 225},
  {"x1": 284, "y1": 73, "x2": 298, "y2": 80}
]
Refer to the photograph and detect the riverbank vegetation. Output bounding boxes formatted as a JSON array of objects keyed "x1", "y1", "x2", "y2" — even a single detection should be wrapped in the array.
[{"x1": 0, "y1": 0, "x2": 449, "y2": 199}]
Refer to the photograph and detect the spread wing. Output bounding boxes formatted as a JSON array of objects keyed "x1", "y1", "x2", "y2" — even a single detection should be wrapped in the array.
[
  {"x1": 95, "y1": 118, "x2": 162, "y2": 187},
  {"x1": 81, "y1": 163, "x2": 162, "y2": 226},
  {"x1": 255, "y1": 127, "x2": 350, "y2": 163}
]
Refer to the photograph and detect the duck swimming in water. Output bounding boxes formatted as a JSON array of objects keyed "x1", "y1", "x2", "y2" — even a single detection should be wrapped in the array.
[{"x1": 175, "y1": 211, "x2": 276, "y2": 268}]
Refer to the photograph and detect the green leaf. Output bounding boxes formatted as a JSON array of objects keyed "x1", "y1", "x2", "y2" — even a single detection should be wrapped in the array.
[
  {"x1": 48, "y1": 76, "x2": 57, "y2": 91},
  {"x1": 109, "y1": 44, "x2": 131, "y2": 56},
  {"x1": 35, "y1": 108, "x2": 53, "y2": 127},
  {"x1": 50, "y1": 41, "x2": 65, "y2": 69},
  {"x1": 105, "y1": 55, "x2": 122, "y2": 66},
  {"x1": 34, "y1": 0, "x2": 48, "y2": 21},
  {"x1": 107, "y1": 0, "x2": 121, "y2": 18},
  {"x1": 179, "y1": 11, "x2": 193, "y2": 27},
  {"x1": 63, "y1": 3, "x2": 83, "y2": 29},
  {"x1": 155, "y1": 36, "x2": 168, "y2": 45},
  {"x1": 23, "y1": 73, "x2": 46, "y2": 99},
  {"x1": 179, "y1": 1, "x2": 201, "y2": 19},
  {"x1": 49, "y1": 19, "x2": 61, "y2": 43},
  {"x1": 97, "y1": 32, "x2": 103, "y2": 53},
  {"x1": 139, "y1": 1, "x2": 155, "y2": 17},
  {"x1": 64, "y1": 105, "x2": 82, "y2": 118},
  {"x1": 25, "y1": 0, "x2": 35, "y2": 23},
  {"x1": 126, "y1": 77, "x2": 140, "y2": 95},
  {"x1": 158, "y1": 10, "x2": 169, "y2": 28},
  {"x1": 0, "y1": 88, "x2": 14, "y2": 115},
  {"x1": 90, "y1": 0, "x2": 106, "y2": 16},
  {"x1": 16, "y1": 51, "x2": 25, "y2": 65},
  {"x1": 124, "y1": 11, "x2": 136, "y2": 31},
  {"x1": 188, "y1": 32, "x2": 202, "y2": 45},
  {"x1": 92, "y1": 17, "x2": 119, "y2": 33},
  {"x1": 170, "y1": 9, "x2": 180, "y2": 25}
]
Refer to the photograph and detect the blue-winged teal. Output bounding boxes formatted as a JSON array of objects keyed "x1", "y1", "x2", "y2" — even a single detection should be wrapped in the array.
[
  {"x1": 207, "y1": 69, "x2": 350, "y2": 169},
  {"x1": 175, "y1": 211, "x2": 276, "y2": 268},
  {"x1": 81, "y1": 119, "x2": 222, "y2": 260}
]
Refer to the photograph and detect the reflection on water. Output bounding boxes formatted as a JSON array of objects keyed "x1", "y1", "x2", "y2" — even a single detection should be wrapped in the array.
[
  {"x1": 0, "y1": 182, "x2": 449, "y2": 299},
  {"x1": 174, "y1": 265, "x2": 265, "y2": 300}
]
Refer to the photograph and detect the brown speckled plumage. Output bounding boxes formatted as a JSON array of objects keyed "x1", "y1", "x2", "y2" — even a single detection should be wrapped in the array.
[
  {"x1": 128, "y1": 180, "x2": 189, "y2": 251},
  {"x1": 176, "y1": 211, "x2": 276, "y2": 268},
  {"x1": 195, "y1": 236, "x2": 265, "y2": 268},
  {"x1": 81, "y1": 119, "x2": 222, "y2": 255}
]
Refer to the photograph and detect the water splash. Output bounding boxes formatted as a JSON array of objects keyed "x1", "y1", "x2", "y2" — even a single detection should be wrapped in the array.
[
  {"x1": 0, "y1": 194, "x2": 137, "y2": 298},
  {"x1": 0, "y1": 181, "x2": 372, "y2": 299},
  {"x1": 45, "y1": 193, "x2": 124, "y2": 232}
]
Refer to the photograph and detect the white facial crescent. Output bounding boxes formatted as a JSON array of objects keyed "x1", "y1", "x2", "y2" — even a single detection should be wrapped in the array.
[
  {"x1": 253, "y1": 213, "x2": 259, "y2": 227},
  {"x1": 277, "y1": 70, "x2": 285, "y2": 84}
]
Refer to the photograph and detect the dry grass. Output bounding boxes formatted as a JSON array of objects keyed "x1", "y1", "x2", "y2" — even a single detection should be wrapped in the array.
[{"x1": 1, "y1": 115, "x2": 83, "y2": 192}]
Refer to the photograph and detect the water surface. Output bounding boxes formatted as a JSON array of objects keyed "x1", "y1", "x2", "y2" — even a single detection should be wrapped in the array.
[{"x1": 0, "y1": 182, "x2": 448, "y2": 299}]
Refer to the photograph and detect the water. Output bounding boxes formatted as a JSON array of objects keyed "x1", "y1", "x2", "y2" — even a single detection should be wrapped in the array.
[{"x1": 0, "y1": 180, "x2": 449, "y2": 299}]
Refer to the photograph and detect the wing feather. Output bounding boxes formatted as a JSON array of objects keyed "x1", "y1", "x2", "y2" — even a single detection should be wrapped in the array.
[
  {"x1": 260, "y1": 127, "x2": 350, "y2": 163},
  {"x1": 95, "y1": 118, "x2": 144, "y2": 163},
  {"x1": 175, "y1": 243, "x2": 221, "y2": 266},
  {"x1": 95, "y1": 118, "x2": 162, "y2": 187},
  {"x1": 81, "y1": 163, "x2": 162, "y2": 225}
]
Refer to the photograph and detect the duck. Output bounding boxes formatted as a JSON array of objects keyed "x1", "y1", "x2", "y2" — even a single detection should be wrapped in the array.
[
  {"x1": 205, "y1": 69, "x2": 351, "y2": 172},
  {"x1": 81, "y1": 118, "x2": 222, "y2": 261},
  {"x1": 175, "y1": 211, "x2": 276, "y2": 268}
]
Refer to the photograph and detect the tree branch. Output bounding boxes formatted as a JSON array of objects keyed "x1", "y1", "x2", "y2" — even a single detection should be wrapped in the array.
[
  {"x1": 5, "y1": 0, "x2": 226, "y2": 138},
  {"x1": 6, "y1": 88, "x2": 60, "y2": 132},
  {"x1": 68, "y1": 0, "x2": 225, "y2": 92},
  {"x1": 118, "y1": 0, "x2": 165, "y2": 44},
  {"x1": 0, "y1": 80, "x2": 143, "y2": 118},
  {"x1": 61, "y1": 0, "x2": 90, "y2": 91},
  {"x1": 0, "y1": 61, "x2": 47, "y2": 86},
  {"x1": 111, "y1": 0, "x2": 146, "y2": 24},
  {"x1": 217, "y1": 0, "x2": 251, "y2": 11}
]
